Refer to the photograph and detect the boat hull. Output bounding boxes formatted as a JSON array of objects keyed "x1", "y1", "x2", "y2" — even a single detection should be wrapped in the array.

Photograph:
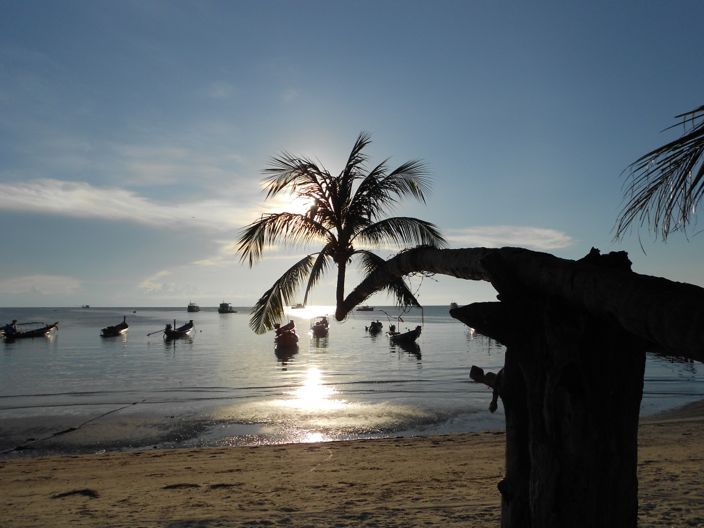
[
  {"x1": 164, "y1": 322, "x2": 195, "y2": 340},
  {"x1": 101, "y1": 325, "x2": 128, "y2": 337},
  {"x1": 389, "y1": 325, "x2": 422, "y2": 345},
  {"x1": 311, "y1": 326, "x2": 328, "y2": 338},
  {"x1": 3, "y1": 322, "x2": 58, "y2": 340},
  {"x1": 275, "y1": 332, "x2": 299, "y2": 347}
]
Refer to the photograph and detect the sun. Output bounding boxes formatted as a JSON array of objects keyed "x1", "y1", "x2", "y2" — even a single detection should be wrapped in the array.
[{"x1": 264, "y1": 191, "x2": 313, "y2": 216}]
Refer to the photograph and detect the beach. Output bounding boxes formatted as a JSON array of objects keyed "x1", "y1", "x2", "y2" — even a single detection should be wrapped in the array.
[{"x1": 1, "y1": 403, "x2": 702, "y2": 528}]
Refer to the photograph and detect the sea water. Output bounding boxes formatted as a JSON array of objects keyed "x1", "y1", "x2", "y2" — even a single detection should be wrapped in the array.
[{"x1": 0, "y1": 306, "x2": 701, "y2": 456}]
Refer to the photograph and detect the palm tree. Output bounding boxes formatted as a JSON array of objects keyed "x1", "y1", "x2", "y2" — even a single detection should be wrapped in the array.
[
  {"x1": 616, "y1": 104, "x2": 704, "y2": 240},
  {"x1": 237, "y1": 132, "x2": 446, "y2": 333}
]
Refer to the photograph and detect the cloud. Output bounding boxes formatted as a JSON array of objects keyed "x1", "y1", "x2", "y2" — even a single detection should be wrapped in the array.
[
  {"x1": 445, "y1": 226, "x2": 573, "y2": 250},
  {"x1": 138, "y1": 270, "x2": 172, "y2": 292},
  {"x1": 0, "y1": 274, "x2": 81, "y2": 296},
  {"x1": 0, "y1": 178, "x2": 262, "y2": 232},
  {"x1": 113, "y1": 141, "x2": 246, "y2": 188}
]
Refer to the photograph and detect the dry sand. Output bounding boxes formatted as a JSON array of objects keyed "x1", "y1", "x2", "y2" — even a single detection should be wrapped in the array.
[{"x1": 1, "y1": 405, "x2": 702, "y2": 527}]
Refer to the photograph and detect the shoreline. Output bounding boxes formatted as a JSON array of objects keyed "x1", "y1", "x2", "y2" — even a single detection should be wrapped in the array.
[
  {"x1": 0, "y1": 394, "x2": 700, "y2": 460},
  {"x1": 0, "y1": 402, "x2": 702, "y2": 527}
]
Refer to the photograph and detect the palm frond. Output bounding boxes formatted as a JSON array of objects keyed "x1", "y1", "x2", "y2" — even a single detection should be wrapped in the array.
[
  {"x1": 249, "y1": 254, "x2": 316, "y2": 334},
  {"x1": 355, "y1": 250, "x2": 421, "y2": 307},
  {"x1": 263, "y1": 153, "x2": 329, "y2": 199},
  {"x1": 303, "y1": 247, "x2": 333, "y2": 304},
  {"x1": 342, "y1": 132, "x2": 372, "y2": 178},
  {"x1": 349, "y1": 159, "x2": 430, "y2": 222},
  {"x1": 354, "y1": 217, "x2": 447, "y2": 249},
  {"x1": 237, "y1": 213, "x2": 332, "y2": 266},
  {"x1": 335, "y1": 132, "x2": 373, "y2": 222},
  {"x1": 616, "y1": 105, "x2": 704, "y2": 239}
]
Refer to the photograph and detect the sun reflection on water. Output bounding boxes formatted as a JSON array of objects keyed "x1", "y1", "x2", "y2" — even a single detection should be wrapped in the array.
[
  {"x1": 285, "y1": 367, "x2": 346, "y2": 411},
  {"x1": 284, "y1": 304, "x2": 335, "y2": 320}
]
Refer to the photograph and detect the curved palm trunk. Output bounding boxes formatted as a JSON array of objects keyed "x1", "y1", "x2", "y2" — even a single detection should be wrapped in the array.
[
  {"x1": 335, "y1": 246, "x2": 704, "y2": 527},
  {"x1": 336, "y1": 246, "x2": 704, "y2": 360},
  {"x1": 336, "y1": 259, "x2": 347, "y2": 307}
]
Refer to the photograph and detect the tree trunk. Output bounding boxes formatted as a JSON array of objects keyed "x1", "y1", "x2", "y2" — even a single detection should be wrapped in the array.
[
  {"x1": 336, "y1": 258, "x2": 347, "y2": 307},
  {"x1": 460, "y1": 300, "x2": 645, "y2": 527},
  {"x1": 335, "y1": 246, "x2": 704, "y2": 361},
  {"x1": 334, "y1": 246, "x2": 700, "y2": 527}
]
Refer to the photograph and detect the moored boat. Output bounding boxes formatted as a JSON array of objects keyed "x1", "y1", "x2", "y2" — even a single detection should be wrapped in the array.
[
  {"x1": 389, "y1": 325, "x2": 422, "y2": 345},
  {"x1": 100, "y1": 316, "x2": 129, "y2": 337},
  {"x1": 3, "y1": 322, "x2": 59, "y2": 340},
  {"x1": 164, "y1": 320, "x2": 195, "y2": 340},
  {"x1": 366, "y1": 320, "x2": 383, "y2": 334},
  {"x1": 356, "y1": 305, "x2": 374, "y2": 312},
  {"x1": 274, "y1": 320, "x2": 299, "y2": 347},
  {"x1": 218, "y1": 302, "x2": 237, "y2": 314},
  {"x1": 187, "y1": 302, "x2": 200, "y2": 312},
  {"x1": 311, "y1": 316, "x2": 329, "y2": 338}
]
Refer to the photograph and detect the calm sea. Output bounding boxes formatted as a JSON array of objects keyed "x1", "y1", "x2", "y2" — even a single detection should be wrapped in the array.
[{"x1": 1, "y1": 306, "x2": 702, "y2": 456}]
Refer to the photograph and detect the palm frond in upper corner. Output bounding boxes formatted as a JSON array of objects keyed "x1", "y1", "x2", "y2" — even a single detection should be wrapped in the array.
[{"x1": 616, "y1": 105, "x2": 704, "y2": 240}]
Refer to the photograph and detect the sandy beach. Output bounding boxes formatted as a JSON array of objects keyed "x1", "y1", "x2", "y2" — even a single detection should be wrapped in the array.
[{"x1": 1, "y1": 404, "x2": 702, "y2": 528}]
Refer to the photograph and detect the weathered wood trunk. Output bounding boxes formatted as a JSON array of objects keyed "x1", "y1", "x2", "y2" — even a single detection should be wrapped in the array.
[
  {"x1": 456, "y1": 299, "x2": 646, "y2": 527},
  {"x1": 335, "y1": 246, "x2": 704, "y2": 527}
]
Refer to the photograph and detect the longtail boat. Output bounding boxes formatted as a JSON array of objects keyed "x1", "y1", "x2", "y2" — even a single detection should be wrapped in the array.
[
  {"x1": 389, "y1": 325, "x2": 422, "y2": 345},
  {"x1": 100, "y1": 316, "x2": 129, "y2": 337},
  {"x1": 311, "y1": 316, "x2": 329, "y2": 338},
  {"x1": 165, "y1": 320, "x2": 195, "y2": 340},
  {"x1": 274, "y1": 320, "x2": 298, "y2": 348},
  {"x1": 3, "y1": 322, "x2": 59, "y2": 340}
]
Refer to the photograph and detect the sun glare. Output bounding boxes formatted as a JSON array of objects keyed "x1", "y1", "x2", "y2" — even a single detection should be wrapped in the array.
[
  {"x1": 284, "y1": 304, "x2": 334, "y2": 320},
  {"x1": 285, "y1": 367, "x2": 345, "y2": 411},
  {"x1": 265, "y1": 192, "x2": 312, "y2": 216}
]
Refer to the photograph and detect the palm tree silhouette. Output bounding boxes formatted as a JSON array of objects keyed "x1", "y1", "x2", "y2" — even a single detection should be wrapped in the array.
[
  {"x1": 237, "y1": 132, "x2": 446, "y2": 333},
  {"x1": 616, "y1": 104, "x2": 704, "y2": 240}
]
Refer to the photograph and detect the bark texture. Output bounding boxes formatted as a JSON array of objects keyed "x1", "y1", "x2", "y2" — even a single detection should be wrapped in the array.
[{"x1": 335, "y1": 246, "x2": 703, "y2": 527}]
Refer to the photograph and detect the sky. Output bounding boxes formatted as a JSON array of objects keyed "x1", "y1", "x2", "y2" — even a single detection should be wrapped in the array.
[{"x1": 1, "y1": 0, "x2": 703, "y2": 309}]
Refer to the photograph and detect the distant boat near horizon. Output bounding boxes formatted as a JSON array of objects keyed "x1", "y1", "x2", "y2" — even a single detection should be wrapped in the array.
[
  {"x1": 218, "y1": 302, "x2": 237, "y2": 314},
  {"x1": 290, "y1": 303, "x2": 305, "y2": 309},
  {"x1": 187, "y1": 302, "x2": 200, "y2": 313},
  {"x1": 356, "y1": 305, "x2": 374, "y2": 311}
]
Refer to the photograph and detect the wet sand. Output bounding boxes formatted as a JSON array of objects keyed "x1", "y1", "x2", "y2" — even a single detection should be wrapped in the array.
[{"x1": 0, "y1": 405, "x2": 702, "y2": 527}]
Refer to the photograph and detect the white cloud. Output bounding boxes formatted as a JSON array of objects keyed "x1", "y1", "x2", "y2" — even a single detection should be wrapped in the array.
[
  {"x1": 138, "y1": 270, "x2": 172, "y2": 292},
  {"x1": 445, "y1": 226, "x2": 573, "y2": 250},
  {"x1": 0, "y1": 179, "x2": 261, "y2": 232},
  {"x1": 0, "y1": 274, "x2": 81, "y2": 296}
]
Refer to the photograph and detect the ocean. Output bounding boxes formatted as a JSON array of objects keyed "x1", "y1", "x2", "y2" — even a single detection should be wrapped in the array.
[{"x1": 1, "y1": 305, "x2": 702, "y2": 457}]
